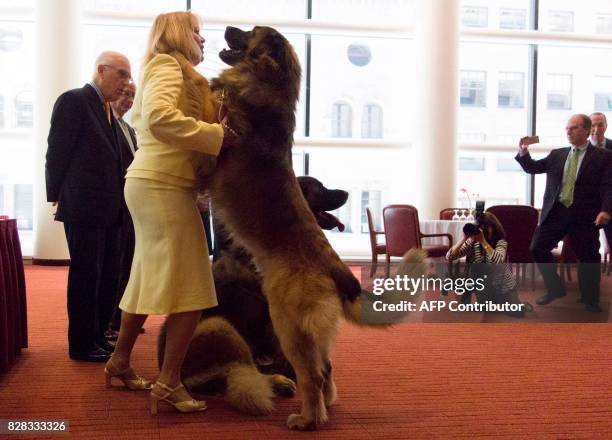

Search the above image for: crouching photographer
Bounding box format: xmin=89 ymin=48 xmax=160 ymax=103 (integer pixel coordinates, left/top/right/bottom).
xmin=445 ymin=204 xmax=531 ymax=318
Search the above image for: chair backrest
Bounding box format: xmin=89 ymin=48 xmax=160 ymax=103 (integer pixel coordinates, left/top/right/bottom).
xmin=486 ymin=205 xmax=538 ymax=263
xmin=383 ymin=204 xmax=421 ymax=257
xmin=366 ymin=207 xmax=384 ymax=253
xmin=439 ymin=208 xmax=463 ymax=220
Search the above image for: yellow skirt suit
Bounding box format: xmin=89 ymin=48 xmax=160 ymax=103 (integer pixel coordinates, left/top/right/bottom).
xmin=119 ymin=54 xmax=223 ymax=315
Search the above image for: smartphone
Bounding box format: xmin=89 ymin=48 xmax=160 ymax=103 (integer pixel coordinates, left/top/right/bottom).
xmin=522 ymin=135 xmax=540 ymax=146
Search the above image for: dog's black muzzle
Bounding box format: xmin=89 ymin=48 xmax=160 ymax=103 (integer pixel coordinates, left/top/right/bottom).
xmin=219 ymin=26 xmax=249 ymax=65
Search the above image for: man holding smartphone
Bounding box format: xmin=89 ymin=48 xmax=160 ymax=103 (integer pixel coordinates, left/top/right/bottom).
xmin=515 ymin=114 xmax=612 ymax=312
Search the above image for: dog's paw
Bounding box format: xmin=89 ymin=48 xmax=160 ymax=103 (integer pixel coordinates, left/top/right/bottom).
xmin=323 ymin=380 xmax=337 ymax=407
xmin=287 ymin=413 xmax=317 ymax=431
xmin=271 ymin=374 xmax=296 ymax=398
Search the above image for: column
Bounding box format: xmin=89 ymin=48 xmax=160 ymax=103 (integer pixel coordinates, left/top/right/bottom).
xmin=33 ymin=0 xmax=81 ymax=262
xmin=412 ymin=0 xmax=460 ymax=220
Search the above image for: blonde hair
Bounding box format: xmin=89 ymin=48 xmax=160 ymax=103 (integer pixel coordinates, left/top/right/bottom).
xmin=143 ymin=11 xmax=201 ymax=66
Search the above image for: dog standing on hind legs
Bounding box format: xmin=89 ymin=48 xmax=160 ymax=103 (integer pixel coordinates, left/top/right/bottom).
xmin=209 ymin=25 xmax=426 ymax=430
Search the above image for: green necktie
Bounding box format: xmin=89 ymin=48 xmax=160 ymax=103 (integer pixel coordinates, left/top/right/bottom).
xmin=559 ymin=148 xmax=579 ymax=208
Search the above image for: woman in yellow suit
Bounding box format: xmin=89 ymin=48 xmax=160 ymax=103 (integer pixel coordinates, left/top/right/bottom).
xmin=104 ymin=11 xmax=235 ymax=414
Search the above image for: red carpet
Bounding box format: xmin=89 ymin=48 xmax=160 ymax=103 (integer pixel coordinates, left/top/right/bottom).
xmin=1 ymin=266 xmax=611 ymax=439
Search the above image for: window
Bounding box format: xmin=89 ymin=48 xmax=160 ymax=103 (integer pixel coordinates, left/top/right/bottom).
xmin=461 ymin=6 xmax=488 ymax=28
xmin=347 ymin=43 xmax=371 ymax=67
xmin=459 ymin=157 xmax=485 ymax=171
xmin=331 ymin=102 xmax=352 ymax=137
xmin=596 ymin=14 xmax=612 ymax=34
xmin=361 ymin=190 xmax=382 ymax=233
xmin=496 ymin=158 xmax=521 ymax=171
xmin=458 ymin=132 xmax=486 ymax=143
xmin=546 ymin=74 xmax=572 ymax=110
xmin=498 ymin=72 xmax=524 ymax=108
xmin=361 ymin=103 xmax=382 ymax=138
xmin=548 ymin=11 xmax=573 ymax=32
xmin=0 ymin=26 xmax=24 ymax=52
xmin=14 ymin=184 xmax=32 ymax=230
xmin=14 ymin=90 xmax=33 ymax=127
xmin=594 ymin=76 xmax=612 ymax=111
xmin=460 ymin=70 xmax=486 ymax=107
xmin=500 ymin=8 xmax=526 ymax=30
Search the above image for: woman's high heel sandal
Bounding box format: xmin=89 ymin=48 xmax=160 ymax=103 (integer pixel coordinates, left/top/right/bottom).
xmin=150 ymin=382 xmax=207 ymax=415
xmin=104 ymin=362 xmax=152 ymax=390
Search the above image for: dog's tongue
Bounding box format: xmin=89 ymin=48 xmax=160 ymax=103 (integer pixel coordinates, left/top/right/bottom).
xmin=316 ymin=211 xmax=345 ymax=231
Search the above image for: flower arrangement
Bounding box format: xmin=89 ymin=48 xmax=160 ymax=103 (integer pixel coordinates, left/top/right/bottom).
xmin=459 ymin=188 xmax=472 ymax=210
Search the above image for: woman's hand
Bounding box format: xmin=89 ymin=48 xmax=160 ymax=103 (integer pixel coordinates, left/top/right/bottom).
xmin=473 ymin=230 xmax=485 ymax=243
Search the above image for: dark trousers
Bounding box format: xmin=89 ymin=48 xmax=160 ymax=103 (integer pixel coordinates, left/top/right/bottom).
xmin=109 ymin=208 xmax=135 ymax=330
xmin=63 ymin=223 xmax=120 ymax=354
xmin=529 ymin=203 xmax=601 ymax=305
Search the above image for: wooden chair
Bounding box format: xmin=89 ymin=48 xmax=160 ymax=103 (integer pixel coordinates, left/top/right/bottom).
xmin=366 ymin=207 xmax=386 ymax=278
xmin=486 ymin=205 xmax=538 ymax=288
xmin=439 ymin=208 xmax=464 ymax=220
xmin=382 ymin=204 xmax=452 ymax=277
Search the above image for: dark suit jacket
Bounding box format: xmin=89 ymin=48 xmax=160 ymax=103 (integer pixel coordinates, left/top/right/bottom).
xmin=116 ymin=119 xmax=137 ymax=174
xmin=45 ymin=84 xmax=124 ymax=227
xmin=515 ymin=145 xmax=612 ymax=225
xmin=588 ymin=138 xmax=612 ymax=150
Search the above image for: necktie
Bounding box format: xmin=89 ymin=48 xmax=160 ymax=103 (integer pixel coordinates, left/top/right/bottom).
xmin=104 ymin=102 xmax=112 ymax=124
xmin=559 ymin=148 xmax=579 ymax=208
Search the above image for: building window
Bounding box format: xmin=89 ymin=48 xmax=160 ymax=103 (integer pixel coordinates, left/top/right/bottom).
xmin=548 ymin=10 xmax=574 ymax=32
xmin=546 ymin=74 xmax=572 ymax=110
xmin=14 ymin=184 xmax=33 ymax=230
xmin=331 ymin=101 xmax=352 ymax=137
xmin=496 ymin=158 xmax=521 ymax=171
xmin=15 ymin=90 xmax=33 ymax=128
xmin=596 ymin=14 xmax=612 ymax=34
xmin=500 ymin=8 xmax=526 ymax=30
xmin=361 ymin=103 xmax=383 ymax=138
xmin=498 ymin=72 xmax=524 ymax=108
xmin=347 ymin=43 xmax=371 ymax=67
xmin=0 ymin=26 xmax=24 ymax=52
xmin=461 ymin=6 xmax=488 ymax=28
xmin=594 ymin=76 xmax=612 ymax=111
xmin=361 ymin=190 xmax=382 ymax=233
xmin=460 ymin=70 xmax=486 ymax=107
xmin=459 ymin=157 xmax=485 ymax=171
xmin=458 ymin=132 xmax=486 ymax=143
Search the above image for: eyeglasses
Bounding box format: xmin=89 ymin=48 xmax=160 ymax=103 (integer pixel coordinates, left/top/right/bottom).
xmin=102 ymin=64 xmax=132 ymax=80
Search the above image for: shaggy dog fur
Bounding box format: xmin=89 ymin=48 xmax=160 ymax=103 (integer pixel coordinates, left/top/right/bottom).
xmin=199 ymin=26 xmax=426 ymax=430
xmin=157 ymin=177 xmax=350 ymax=414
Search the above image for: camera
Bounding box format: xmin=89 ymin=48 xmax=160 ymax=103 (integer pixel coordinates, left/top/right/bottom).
xmin=462 ymin=201 xmax=486 ymax=237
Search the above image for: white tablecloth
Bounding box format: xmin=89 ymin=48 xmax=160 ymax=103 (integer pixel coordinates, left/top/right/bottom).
xmin=419 ymin=220 xmax=467 ymax=246
xmin=419 ymin=220 xmax=610 ymax=255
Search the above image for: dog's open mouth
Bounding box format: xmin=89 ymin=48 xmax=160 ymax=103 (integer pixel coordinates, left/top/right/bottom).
xmin=219 ymin=26 xmax=249 ymax=65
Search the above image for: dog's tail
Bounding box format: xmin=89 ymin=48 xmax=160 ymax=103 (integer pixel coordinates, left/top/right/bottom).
xmin=342 ymin=248 xmax=429 ymax=325
xmin=222 ymin=363 xmax=277 ymax=415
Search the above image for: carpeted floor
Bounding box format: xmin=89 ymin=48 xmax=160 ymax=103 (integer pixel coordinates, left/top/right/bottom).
xmin=1 ymin=265 xmax=611 ymax=439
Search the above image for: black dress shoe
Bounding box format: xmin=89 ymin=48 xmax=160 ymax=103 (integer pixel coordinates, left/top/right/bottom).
xmin=97 ymin=340 xmax=116 ymax=353
xmin=104 ymin=329 xmax=119 ymax=341
xmin=69 ymin=347 xmax=111 ymax=362
xmin=535 ymin=292 xmax=566 ymax=306
xmin=585 ymin=303 xmax=602 ymax=312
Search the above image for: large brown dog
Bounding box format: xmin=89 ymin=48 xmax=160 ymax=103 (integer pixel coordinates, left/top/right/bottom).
xmin=207 ymin=26 xmax=424 ymax=430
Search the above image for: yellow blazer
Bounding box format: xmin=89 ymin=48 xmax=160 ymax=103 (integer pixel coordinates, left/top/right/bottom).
xmin=127 ymin=53 xmax=223 ymax=187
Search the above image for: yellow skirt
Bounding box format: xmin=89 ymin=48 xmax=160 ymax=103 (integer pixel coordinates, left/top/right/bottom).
xmin=119 ymin=177 xmax=217 ymax=315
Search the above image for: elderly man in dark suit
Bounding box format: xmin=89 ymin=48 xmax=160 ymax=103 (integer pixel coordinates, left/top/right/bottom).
xmin=589 ymin=112 xmax=612 ymax=150
xmin=589 ymin=112 xmax=612 ymax=254
xmin=45 ymin=51 xmax=132 ymax=361
xmin=516 ymin=114 xmax=612 ymax=312
xmin=106 ymin=82 xmax=138 ymax=339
